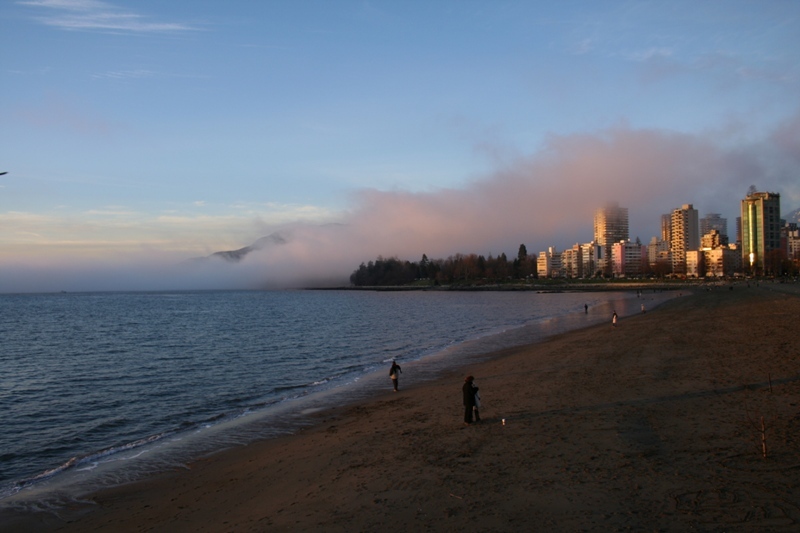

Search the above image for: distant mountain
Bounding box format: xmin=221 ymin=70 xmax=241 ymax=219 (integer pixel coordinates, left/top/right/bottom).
xmin=187 ymin=223 xmax=347 ymax=266
xmin=786 ymin=207 xmax=800 ymax=224
xmin=189 ymin=232 xmax=288 ymax=263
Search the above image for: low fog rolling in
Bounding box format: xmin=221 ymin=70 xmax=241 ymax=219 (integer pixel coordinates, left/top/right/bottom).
xmin=1 ymin=2 xmax=799 ymax=292
xmin=3 ymin=119 xmax=799 ymax=293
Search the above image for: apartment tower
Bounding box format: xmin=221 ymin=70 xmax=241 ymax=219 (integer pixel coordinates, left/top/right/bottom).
xmin=660 ymin=214 xmax=671 ymax=243
xmin=670 ymin=204 xmax=699 ymax=275
xmin=594 ymin=202 xmax=629 ymax=276
xmin=741 ymin=191 xmax=781 ymax=274
xmin=700 ymin=213 xmax=728 ymax=242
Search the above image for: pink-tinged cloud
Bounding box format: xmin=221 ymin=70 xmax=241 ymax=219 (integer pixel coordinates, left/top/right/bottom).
xmin=209 ymin=117 xmax=797 ymax=290
xmin=340 ymin=125 xmax=727 ymax=257
xmin=2 ymin=118 xmax=798 ymax=293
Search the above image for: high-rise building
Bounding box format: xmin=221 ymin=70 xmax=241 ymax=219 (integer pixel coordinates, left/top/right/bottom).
xmin=703 ymin=246 xmax=741 ymax=277
xmin=561 ymin=245 xmax=582 ymax=278
xmin=660 ymin=214 xmax=671 ymax=243
xmin=700 ymin=213 xmax=728 ymax=242
xmin=611 ymin=240 xmax=645 ymax=277
xmin=736 ymin=216 xmax=742 ymax=244
xmin=580 ymin=242 xmax=600 ymax=278
xmin=701 ymin=229 xmax=724 ymax=250
xmin=670 ymin=204 xmax=699 ymax=275
xmin=647 ymin=237 xmax=671 ymax=274
xmin=594 ymin=203 xmax=629 ymax=275
xmin=537 ymin=247 xmax=561 ymax=278
xmin=741 ymin=191 xmax=781 ymax=274
xmin=783 ymin=223 xmax=800 ymax=263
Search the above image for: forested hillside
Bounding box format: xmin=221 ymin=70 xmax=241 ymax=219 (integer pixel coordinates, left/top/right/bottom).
xmin=350 ymin=246 xmax=536 ymax=286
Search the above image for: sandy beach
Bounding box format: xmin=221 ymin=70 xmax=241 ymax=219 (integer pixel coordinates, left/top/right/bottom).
xmin=4 ymin=283 xmax=800 ymax=532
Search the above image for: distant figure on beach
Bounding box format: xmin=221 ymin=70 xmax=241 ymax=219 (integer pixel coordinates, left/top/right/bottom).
xmin=641 ymin=303 xmax=646 ymax=314
xmin=463 ymin=376 xmax=479 ymax=424
xmin=472 ymin=379 xmax=481 ymax=422
xmin=584 ymin=303 xmax=588 ymax=314
xmin=389 ymin=360 xmax=402 ymax=392
xmin=612 ymin=311 xmax=618 ymax=327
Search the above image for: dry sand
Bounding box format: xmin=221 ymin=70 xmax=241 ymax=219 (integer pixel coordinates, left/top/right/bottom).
xmin=4 ymin=283 xmax=800 ymax=532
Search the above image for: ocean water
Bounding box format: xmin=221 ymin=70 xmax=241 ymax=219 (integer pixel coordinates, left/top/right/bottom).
xmin=0 ymin=289 xmax=671 ymax=512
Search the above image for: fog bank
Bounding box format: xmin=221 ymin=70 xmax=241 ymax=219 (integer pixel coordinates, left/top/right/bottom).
xmin=2 ymin=120 xmax=798 ymax=293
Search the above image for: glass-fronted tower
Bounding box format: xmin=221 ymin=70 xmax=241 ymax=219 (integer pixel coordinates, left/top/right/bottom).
xmin=700 ymin=213 xmax=728 ymax=242
xmin=741 ymin=191 xmax=781 ymax=274
xmin=594 ymin=202 xmax=629 ymax=276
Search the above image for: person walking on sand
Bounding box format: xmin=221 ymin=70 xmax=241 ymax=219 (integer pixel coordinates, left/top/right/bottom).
xmin=612 ymin=311 xmax=618 ymax=327
xmin=389 ymin=360 xmax=402 ymax=392
xmin=463 ymin=376 xmax=479 ymax=424
xmin=584 ymin=303 xmax=588 ymax=314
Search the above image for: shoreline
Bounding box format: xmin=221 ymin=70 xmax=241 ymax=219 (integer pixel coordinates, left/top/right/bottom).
xmin=308 ymin=280 xmax=709 ymax=292
xmin=4 ymin=284 xmax=800 ymax=531
xmin=0 ymin=289 xmax=657 ymax=509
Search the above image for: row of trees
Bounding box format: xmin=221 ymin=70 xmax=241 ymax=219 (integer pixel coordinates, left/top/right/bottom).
xmin=758 ymin=249 xmax=800 ymax=277
xmin=349 ymin=246 xmax=800 ymax=286
xmin=349 ymin=245 xmax=538 ymax=286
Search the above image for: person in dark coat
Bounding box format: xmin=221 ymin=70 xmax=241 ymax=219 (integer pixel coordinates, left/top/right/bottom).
xmin=389 ymin=360 xmax=402 ymax=392
xmin=463 ymin=375 xmax=478 ymax=424
xmin=472 ymin=379 xmax=481 ymax=422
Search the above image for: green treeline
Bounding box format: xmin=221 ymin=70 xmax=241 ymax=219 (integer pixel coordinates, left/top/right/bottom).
xmin=349 ymin=245 xmax=537 ymax=286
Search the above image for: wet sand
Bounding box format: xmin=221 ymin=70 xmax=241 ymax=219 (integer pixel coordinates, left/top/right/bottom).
xmin=4 ymin=283 xmax=800 ymax=532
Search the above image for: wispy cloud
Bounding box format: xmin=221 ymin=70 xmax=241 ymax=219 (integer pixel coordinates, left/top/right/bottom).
xmin=634 ymin=48 xmax=800 ymax=89
xmin=0 ymin=200 xmax=340 ymax=262
xmin=19 ymin=0 xmax=198 ymax=34
xmin=91 ymin=69 xmax=156 ymax=80
xmin=84 ymin=207 xmax=136 ymax=216
xmin=570 ymin=38 xmax=594 ymax=55
xmin=627 ymin=47 xmax=673 ymax=62
xmin=736 ymin=65 xmax=796 ymax=83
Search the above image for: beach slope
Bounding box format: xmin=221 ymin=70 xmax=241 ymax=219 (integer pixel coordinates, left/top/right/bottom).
xmin=5 ymin=284 xmax=800 ymax=532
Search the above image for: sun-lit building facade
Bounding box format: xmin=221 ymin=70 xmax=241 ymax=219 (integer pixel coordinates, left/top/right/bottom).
xmin=686 ymin=250 xmax=703 ymax=277
xmin=741 ymin=191 xmax=781 ymax=274
xmin=580 ymin=242 xmax=600 ymax=278
xmin=702 ymin=245 xmax=741 ymax=277
xmin=670 ymin=204 xmax=699 ymax=275
xmin=537 ymin=247 xmax=561 ymax=278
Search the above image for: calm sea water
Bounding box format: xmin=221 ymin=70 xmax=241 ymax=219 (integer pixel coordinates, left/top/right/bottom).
xmin=0 ymin=289 xmax=670 ymax=512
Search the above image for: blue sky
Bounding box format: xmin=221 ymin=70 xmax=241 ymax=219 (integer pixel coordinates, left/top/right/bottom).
xmin=1 ymin=1 xmax=799 ymax=291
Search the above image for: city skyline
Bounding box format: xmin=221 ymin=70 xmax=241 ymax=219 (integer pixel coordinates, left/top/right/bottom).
xmin=537 ymin=189 xmax=799 ymax=279
xmin=2 ymin=1 xmax=799 ymax=292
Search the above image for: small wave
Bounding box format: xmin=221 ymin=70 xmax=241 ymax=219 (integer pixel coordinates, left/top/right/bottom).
xmin=273 ymin=383 xmax=310 ymax=394
xmin=16 ymin=431 xmax=172 ymax=489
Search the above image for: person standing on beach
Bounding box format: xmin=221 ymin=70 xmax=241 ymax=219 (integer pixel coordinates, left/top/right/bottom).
xmin=612 ymin=311 xmax=618 ymax=327
xmin=584 ymin=303 xmax=588 ymax=314
xmin=472 ymin=379 xmax=481 ymax=422
xmin=389 ymin=360 xmax=402 ymax=392
xmin=463 ymin=376 xmax=478 ymax=424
